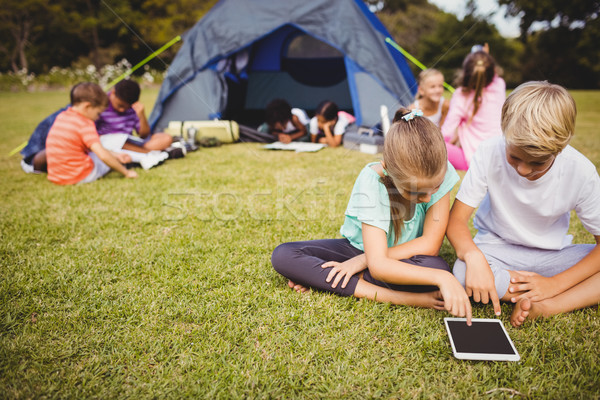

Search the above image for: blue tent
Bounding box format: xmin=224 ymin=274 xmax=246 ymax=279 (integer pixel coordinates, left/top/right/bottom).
xmin=149 ymin=0 xmax=417 ymax=132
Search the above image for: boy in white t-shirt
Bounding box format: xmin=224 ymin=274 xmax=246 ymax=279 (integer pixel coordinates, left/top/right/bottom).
xmin=446 ymin=81 xmax=600 ymax=327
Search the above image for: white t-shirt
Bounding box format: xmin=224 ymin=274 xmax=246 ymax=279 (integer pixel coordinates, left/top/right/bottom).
xmin=457 ymin=136 xmax=600 ymax=250
xmin=309 ymin=111 xmax=354 ymax=136
xmin=282 ymin=108 xmax=310 ymax=133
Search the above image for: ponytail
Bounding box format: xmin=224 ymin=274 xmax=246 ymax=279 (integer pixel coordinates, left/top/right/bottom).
xmin=459 ymin=51 xmax=496 ymax=121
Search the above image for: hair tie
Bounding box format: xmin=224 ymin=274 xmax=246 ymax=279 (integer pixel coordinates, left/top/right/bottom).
xmin=401 ymin=109 xmax=423 ymax=121
xmin=476 ymin=60 xmax=484 ymax=66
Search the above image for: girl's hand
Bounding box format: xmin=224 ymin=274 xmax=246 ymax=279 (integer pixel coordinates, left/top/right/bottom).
xmin=125 ymin=170 xmax=138 ymax=179
xmin=450 ymin=134 xmax=460 ymax=147
xmin=464 ymin=250 xmax=501 ymax=316
xmin=509 ymin=271 xmax=558 ymax=303
xmin=438 ymin=272 xmax=472 ymax=324
xmin=321 ymin=257 xmax=366 ymax=289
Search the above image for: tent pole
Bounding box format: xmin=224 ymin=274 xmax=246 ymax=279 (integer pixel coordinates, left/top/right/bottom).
xmin=385 ymin=37 xmax=455 ymax=93
xmin=9 ymin=35 xmax=182 ymax=157
xmin=103 ymin=35 xmax=182 ymax=90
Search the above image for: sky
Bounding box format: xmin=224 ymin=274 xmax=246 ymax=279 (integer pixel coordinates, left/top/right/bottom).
xmin=428 ymin=0 xmax=521 ymax=38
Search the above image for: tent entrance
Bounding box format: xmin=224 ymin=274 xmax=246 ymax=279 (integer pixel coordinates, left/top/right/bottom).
xmin=230 ymin=26 xmax=353 ymax=127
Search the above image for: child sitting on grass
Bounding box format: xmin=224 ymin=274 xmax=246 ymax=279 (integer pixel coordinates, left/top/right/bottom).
xmin=272 ymin=108 xmax=471 ymax=322
xmin=409 ymin=69 xmax=449 ymax=128
xmin=446 ymin=81 xmax=600 ymax=327
xmin=96 ymin=79 xmax=177 ymax=166
xmin=46 ymin=82 xmax=138 ymax=185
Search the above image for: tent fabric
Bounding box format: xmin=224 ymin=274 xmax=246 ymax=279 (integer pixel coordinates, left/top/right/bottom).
xmin=149 ymin=0 xmax=417 ymax=132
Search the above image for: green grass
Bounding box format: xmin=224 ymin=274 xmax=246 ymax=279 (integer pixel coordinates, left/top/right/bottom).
xmin=1 ymin=88 xmax=599 ymax=399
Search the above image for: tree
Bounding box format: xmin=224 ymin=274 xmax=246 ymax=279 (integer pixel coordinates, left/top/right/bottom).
xmin=0 ymin=0 xmax=53 ymax=72
xmin=498 ymin=0 xmax=600 ymax=88
xmin=498 ymin=0 xmax=600 ymax=41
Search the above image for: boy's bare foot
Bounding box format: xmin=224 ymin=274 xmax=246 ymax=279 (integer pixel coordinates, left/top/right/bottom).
xmin=288 ymin=280 xmax=309 ymax=293
xmin=510 ymin=298 xmax=531 ymax=327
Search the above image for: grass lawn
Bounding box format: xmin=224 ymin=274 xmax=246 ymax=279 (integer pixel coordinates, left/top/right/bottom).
xmin=1 ymin=88 xmax=599 ymax=399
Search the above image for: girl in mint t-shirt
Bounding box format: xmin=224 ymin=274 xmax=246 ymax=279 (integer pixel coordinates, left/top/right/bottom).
xmin=272 ymin=108 xmax=472 ymax=322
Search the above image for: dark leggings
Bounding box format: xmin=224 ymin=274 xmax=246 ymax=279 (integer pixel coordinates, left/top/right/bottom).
xmin=271 ymin=238 xmax=450 ymax=297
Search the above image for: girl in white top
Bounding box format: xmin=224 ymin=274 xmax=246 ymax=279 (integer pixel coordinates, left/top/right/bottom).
xmin=309 ymin=101 xmax=355 ymax=147
xmin=410 ymin=69 xmax=449 ymax=127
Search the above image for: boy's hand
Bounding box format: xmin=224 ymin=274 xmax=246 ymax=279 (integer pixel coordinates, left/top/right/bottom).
xmin=131 ymin=102 xmax=145 ymax=116
xmin=464 ymin=249 xmax=501 ymax=315
xmin=509 ymin=271 xmax=558 ymax=302
xmin=125 ymin=170 xmax=138 ymax=179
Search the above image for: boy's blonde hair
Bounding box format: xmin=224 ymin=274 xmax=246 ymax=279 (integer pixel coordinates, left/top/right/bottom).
xmin=502 ymin=81 xmax=576 ymax=157
xmin=382 ymin=108 xmax=447 ymax=244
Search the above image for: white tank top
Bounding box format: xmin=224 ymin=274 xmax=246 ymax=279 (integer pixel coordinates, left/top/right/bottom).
xmin=414 ymin=97 xmax=444 ymax=127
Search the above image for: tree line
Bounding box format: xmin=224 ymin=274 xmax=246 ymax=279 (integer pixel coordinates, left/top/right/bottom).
xmin=1 ymin=0 xmax=599 ymax=89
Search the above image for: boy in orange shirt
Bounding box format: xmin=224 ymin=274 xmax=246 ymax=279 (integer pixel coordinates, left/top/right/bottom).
xmin=46 ymin=82 xmax=138 ymax=185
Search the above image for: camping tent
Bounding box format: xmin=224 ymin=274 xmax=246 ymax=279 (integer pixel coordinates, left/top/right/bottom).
xmin=148 ymin=0 xmax=417 ymax=133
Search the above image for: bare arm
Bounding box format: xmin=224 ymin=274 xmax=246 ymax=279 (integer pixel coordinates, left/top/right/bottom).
xmin=89 ymin=142 xmax=137 ymax=178
xmin=287 ymin=115 xmax=307 ymax=141
xmin=132 ymin=102 xmax=150 ymax=138
xmin=447 ymin=199 xmax=500 ymax=315
xmin=363 ymin=223 xmax=471 ymax=322
xmin=319 ymin=121 xmax=342 ymax=147
xmin=323 ymin=191 xmax=452 ymax=287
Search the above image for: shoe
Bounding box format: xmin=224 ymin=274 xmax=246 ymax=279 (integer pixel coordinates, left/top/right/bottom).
xmin=21 ymin=159 xmax=35 ymax=174
xmin=140 ymin=151 xmax=168 ymax=170
xmin=166 ymin=143 xmax=187 ymax=159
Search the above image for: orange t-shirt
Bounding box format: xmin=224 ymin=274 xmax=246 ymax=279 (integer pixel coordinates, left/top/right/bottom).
xmin=46 ymin=107 xmax=101 ymax=185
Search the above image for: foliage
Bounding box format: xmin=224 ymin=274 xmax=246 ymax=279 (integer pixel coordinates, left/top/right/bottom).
xmin=0 ymin=88 xmax=599 ymax=398
xmin=0 ymin=0 xmax=218 ymax=74
xmin=498 ymin=0 xmax=600 ymax=38
xmin=0 ymin=61 xmax=164 ymax=92
xmin=496 ymin=0 xmax=600 ymax=88
xmin=379 ymin=3 xmax=525 ymax=88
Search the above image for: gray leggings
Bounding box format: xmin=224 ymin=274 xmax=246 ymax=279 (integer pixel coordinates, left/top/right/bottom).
xmin=271 ymin=238 xmax=450 ymax=297
xmin=452 ymin=242 xmax=595 ymax=298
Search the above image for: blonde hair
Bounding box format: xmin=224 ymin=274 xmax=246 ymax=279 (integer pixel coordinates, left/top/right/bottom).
xmin=416 ymin=68 xmax=443 ymax=100
xmin=383 ymin=108 xmax=447 ymax=244
xmin=502 ymin=81 xmax=576 ymax=157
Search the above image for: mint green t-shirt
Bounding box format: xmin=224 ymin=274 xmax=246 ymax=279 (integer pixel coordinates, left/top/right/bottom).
xmin=340 ymin=161 xmax=459 ymax=251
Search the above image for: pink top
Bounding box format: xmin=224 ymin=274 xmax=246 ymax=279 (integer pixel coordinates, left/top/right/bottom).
xmin=441 ymin=75 xmax=506 ymax=166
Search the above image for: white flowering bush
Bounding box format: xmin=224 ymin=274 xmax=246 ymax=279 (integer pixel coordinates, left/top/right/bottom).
xmin=0 ymin=60 xmax=165 ymax=91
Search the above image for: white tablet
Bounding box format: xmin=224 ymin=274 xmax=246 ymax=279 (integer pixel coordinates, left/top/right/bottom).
xmin=444 ymin=318 xmax=520 ymax=361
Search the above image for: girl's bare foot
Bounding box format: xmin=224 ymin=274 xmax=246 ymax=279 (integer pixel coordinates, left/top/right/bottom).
xmin=288 ymin=280 xmax=309 ymax=293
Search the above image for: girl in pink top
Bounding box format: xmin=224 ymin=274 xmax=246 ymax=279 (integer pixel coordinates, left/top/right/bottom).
xmin=441 ymin=48 xmax=506 ymax=170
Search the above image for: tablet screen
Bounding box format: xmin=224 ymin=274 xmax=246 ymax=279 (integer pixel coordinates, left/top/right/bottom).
xmin=444 ymin=318 xmax=520 ymax=361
